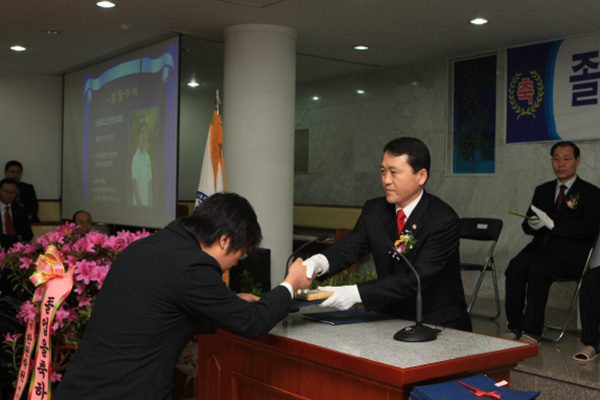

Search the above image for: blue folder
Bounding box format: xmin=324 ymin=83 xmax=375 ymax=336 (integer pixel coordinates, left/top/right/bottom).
xmin=410 ymin=374 xmax=540 ymax=400
xmin=302 ymin=309 xmax=396 ymax=325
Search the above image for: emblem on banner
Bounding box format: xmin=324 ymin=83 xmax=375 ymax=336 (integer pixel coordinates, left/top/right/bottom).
xmin=508 ymin=71 xmax=544 ymax=119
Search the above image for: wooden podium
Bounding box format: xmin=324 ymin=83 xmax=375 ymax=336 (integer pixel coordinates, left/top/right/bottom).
xmin=197 ymin=308 xmax=537 ymax=399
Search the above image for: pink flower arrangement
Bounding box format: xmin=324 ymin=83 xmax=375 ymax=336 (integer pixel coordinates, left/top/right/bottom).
xmin=0 ymin=222 xmax=150 ymax=385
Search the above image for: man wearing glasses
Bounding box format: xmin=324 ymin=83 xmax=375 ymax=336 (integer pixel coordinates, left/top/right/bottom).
xmin=503 ymin=141 xmax=600 ymax=344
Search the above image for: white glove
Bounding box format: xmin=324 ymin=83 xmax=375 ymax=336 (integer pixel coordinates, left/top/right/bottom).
xmin=302 ymin=254 xmax=329 ymax=278
xmin=531 ymin=205 xmax=555 ymax=230
xmin=318 ymin=285 xmax=361 ymax=310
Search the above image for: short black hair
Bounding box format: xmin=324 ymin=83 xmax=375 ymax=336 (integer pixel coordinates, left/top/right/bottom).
xmin=550 ymin=141 xmax=580 ymax=158
xmin=72 ymin=210 xmax=92 ymax=222
xmin=0 ymin=177 xmax=18 ymax=188
xmin=4 ymin=160 xmax=23 ymax=172
xmin=177 ymin=192 xmax=262 ymax=255
xmin=383 ymin=137 xmax=431 ymax=179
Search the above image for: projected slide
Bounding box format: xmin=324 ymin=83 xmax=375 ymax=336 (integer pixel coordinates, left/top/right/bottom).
xmin=63 ymin=37 xmax=178 ymax=229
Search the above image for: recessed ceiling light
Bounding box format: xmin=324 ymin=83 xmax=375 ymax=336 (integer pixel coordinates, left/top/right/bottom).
xmin=353 ymin=45 xmax=369 ymax=51
xmin=356 ymin=89 xmax=365 ymax=94
xmin=10 ymin=45 xmax=26 ymax=52
xmin=96 ymin=1 xmax=116 ymax=8
xmin=45 ymin=29 xmax=61 ymax=35
xmin=470 ymin=18 xmax=488 ymax=25
xmin=187 ymin=82 xmax=200 ymax=88
xmin=312 ymin=96 xmax=320 ymax=101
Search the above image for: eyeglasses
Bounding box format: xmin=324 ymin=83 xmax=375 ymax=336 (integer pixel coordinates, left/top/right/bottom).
xmin=1 ymin=189 xmax=17 ymax=195
xmin=239 ymin=252 xmax=248 ymax=261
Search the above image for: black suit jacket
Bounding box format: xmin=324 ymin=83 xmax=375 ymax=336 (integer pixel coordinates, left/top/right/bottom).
xmin=322 ymin=192 xmax=470 ymax=329
xmin=522 ymin=176 xmax=600 ymax=270
xmin=55 ymin=222 xmax=292 ymax=400
xmin=16 ymin=181 xmax=39 ymax=222
xmin=0 ymin=202 xmax=33 ymax=248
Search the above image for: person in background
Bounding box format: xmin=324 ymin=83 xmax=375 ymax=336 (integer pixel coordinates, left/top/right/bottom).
xmin=72 ymin=210 xmax=92 ymax=235
xmin=302 ymin=137 xmax=472 ymax=331
xmin=4 ymin=160 xmax=39 ymax=222
xmin=131 ymin=119 xmax=152 ymax=206
xmin=0 ymin=177 xmax=33 ymax=248
xmin=54 ymin=192 xmax=312 ymax=400
xmin=503 ymin=141 xmax=600 ymax=344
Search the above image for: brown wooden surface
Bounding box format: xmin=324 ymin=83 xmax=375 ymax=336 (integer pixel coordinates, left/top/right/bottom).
xmin=196 ymin=329 xmax=537 ymax=400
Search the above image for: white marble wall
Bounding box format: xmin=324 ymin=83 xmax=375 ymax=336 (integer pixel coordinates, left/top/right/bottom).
xmin=295 ymin=55 xmax=600 ymax=307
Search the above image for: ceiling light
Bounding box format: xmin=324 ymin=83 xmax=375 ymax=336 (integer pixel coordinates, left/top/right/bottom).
xmin=470 ymin=18 xmax=488 ymax=25
xmin=312 ymin=96 xmax=320 ymax=101
xmin=96 ymin=1 xmax=116 ymax=8
xmin=356 ymin=89 xmax=365 ymax=94
xmin=45 ymin=29 xmax=61 ymax=35
xmin=10 ymin=45 xmax=26 ymax=52
xmin=353 ymin=45 xmax=369 ymax=51
xmin=187 ymin=82 xmax=200 ymax=88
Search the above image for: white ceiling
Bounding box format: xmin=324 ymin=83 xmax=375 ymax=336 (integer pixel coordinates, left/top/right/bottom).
xmin=3 ymin=0 xmax=600 ymax=83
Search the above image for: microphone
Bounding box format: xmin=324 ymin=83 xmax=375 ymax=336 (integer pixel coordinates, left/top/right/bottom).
xmin=389 ymin=245 xmax=438 ymax=342
xmin=285 ymin=233 xmax=329 ymax=275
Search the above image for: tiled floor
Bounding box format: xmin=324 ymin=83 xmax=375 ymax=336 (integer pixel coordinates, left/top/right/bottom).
xmin=469 ymin=299 xmax=600 ymax=398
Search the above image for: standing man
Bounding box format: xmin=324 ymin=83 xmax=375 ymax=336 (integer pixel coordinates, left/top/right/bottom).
xmin=0 ymin=177 xmax=33 ymax=248
xmin=54 ymin=193 xmax=312 ymax=399
xmin=504 ymin=141 xmax=600 ymax=344
xmin=4 ymin=160 xmax=39 ymax=222
xmin=303 ymin=137 xmax=471 ymax=331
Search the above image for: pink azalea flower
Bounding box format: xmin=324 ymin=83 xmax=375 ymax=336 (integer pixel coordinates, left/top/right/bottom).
xmin=75 ymin=260 xmax=98 ymax=285
xmin=77 ymin=294 xmax=93 ymax=307
xmin=0 ymin=249 xmax=6 ymax=265
xmin=19 ymin=257 xmax=34 ymax=269
xmin=51 ymin=371 xmax=62 ymax=383
xmin=4 ymin=332 xmax=22 ymax=343
xmin=73 ymin=282 xmax=87 ymax=295
xmin=16 ymin=301 xmax=38 ymax=323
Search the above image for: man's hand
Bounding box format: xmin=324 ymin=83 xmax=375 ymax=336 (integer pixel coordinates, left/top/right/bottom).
xmin=237 ymin=293 xmax=260 ymax=302
xmin=284 ymin=258 xmax=313 ymax=293
xmin=531 ymin=205 xmax=555 ymax=230
xmin=302 ymin=254 xmax=329 ymax=278
xmin=318 ymin=285 xmax=361 ymax=310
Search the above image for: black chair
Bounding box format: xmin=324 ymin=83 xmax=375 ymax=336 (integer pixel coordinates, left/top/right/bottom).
xmin=545 ymin=229 xmax=600 ymax=342
xmin=459 ymin=218 xmax=503 ymax=320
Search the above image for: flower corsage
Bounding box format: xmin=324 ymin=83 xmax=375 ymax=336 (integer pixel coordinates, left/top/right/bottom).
xmin=390 ymin=231 xmax=417 ymax=260
xmin=566 ymin=192 xmax=579 ymax=210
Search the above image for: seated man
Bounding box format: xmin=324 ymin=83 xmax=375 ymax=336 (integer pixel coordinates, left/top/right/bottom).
xmin=72 ymin=210 xmax=93 ymax=235
xmin=0 ymin=178 xmax=33 ymax=248
xmin=4 ymin=160 xmax=39 ymax=222
xmin=303 ymin=137 xmax=471 ymax=331
xmin=504 ymin=141 xmax=600 ymax=344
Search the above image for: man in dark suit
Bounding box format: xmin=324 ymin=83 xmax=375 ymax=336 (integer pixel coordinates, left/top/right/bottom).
xmin=504 ymin=141 xmax=600 ymax=344
xmin=0 ymin=177 xmax=33 ymax=248
xmin=4 ymin=160 xmax=39 ymax=222
xmin=303 ymin=137 xmax=471 ymax=331
xmin=54 ymin=193 xmax=312 ymax=400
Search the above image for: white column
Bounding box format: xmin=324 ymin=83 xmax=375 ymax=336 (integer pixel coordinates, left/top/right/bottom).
xmin=223 ymin=24 xmax=297 ymax=287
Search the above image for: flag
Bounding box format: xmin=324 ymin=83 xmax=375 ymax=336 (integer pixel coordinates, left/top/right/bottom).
xmin=195 ymin=108 xmax=226 ymax=208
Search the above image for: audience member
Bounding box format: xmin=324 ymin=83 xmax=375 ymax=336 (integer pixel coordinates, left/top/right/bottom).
xmin=4 ymin=160 xmax=39 ymax=222
xmin=54 ymin=192 xmax=312 ymax=399
xmin=503 ymin=141 xmax=600 ymax=344
xmin=0 ymin=177 xmax=33 ymax=248
xmin=72 ymin=210 xmax=92 ymax=235
xmin=302 ymin=137 xmax=472 ymax=331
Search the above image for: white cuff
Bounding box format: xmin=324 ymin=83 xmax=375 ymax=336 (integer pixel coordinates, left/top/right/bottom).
xmin=279 ymin=282 xmax=294 ymax=299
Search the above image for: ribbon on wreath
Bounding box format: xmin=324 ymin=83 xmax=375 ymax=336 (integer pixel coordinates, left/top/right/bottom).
xmin=13 ymin=246 xmax=75 ymax=400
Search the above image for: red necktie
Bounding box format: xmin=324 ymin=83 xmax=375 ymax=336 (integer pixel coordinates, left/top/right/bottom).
xmin=4 ymin=205 xmax=15 ymax=235
xmin=555 ymin=184 xmax=567 ymax=209
xmin=397 ymin=209 xmax=406 ymax=235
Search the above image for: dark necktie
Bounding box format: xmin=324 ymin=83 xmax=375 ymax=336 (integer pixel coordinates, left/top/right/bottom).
xmin=397 ymin=209 xmax=406 ymax=235
xmin=555 ymin=184 xmax=567 ymax=209
xmin=4 ymin=205 xmax=15 ymax=235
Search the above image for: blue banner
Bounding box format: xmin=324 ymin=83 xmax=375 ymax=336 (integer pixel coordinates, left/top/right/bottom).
xmin=507 ymin=34 xmax=600 ymax=143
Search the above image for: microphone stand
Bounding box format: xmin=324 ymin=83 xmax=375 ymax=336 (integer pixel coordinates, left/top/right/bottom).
xmin=285 ymin=233 xmax=329 ymax=276
xmin=390 ymin=246 xmax=438 ymax=342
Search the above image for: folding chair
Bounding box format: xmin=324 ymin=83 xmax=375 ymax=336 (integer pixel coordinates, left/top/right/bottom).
xmin=459 ymin=218 xmax=503 ymax=320
xmin=545 ymin=229 xmax=600 ymax=342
